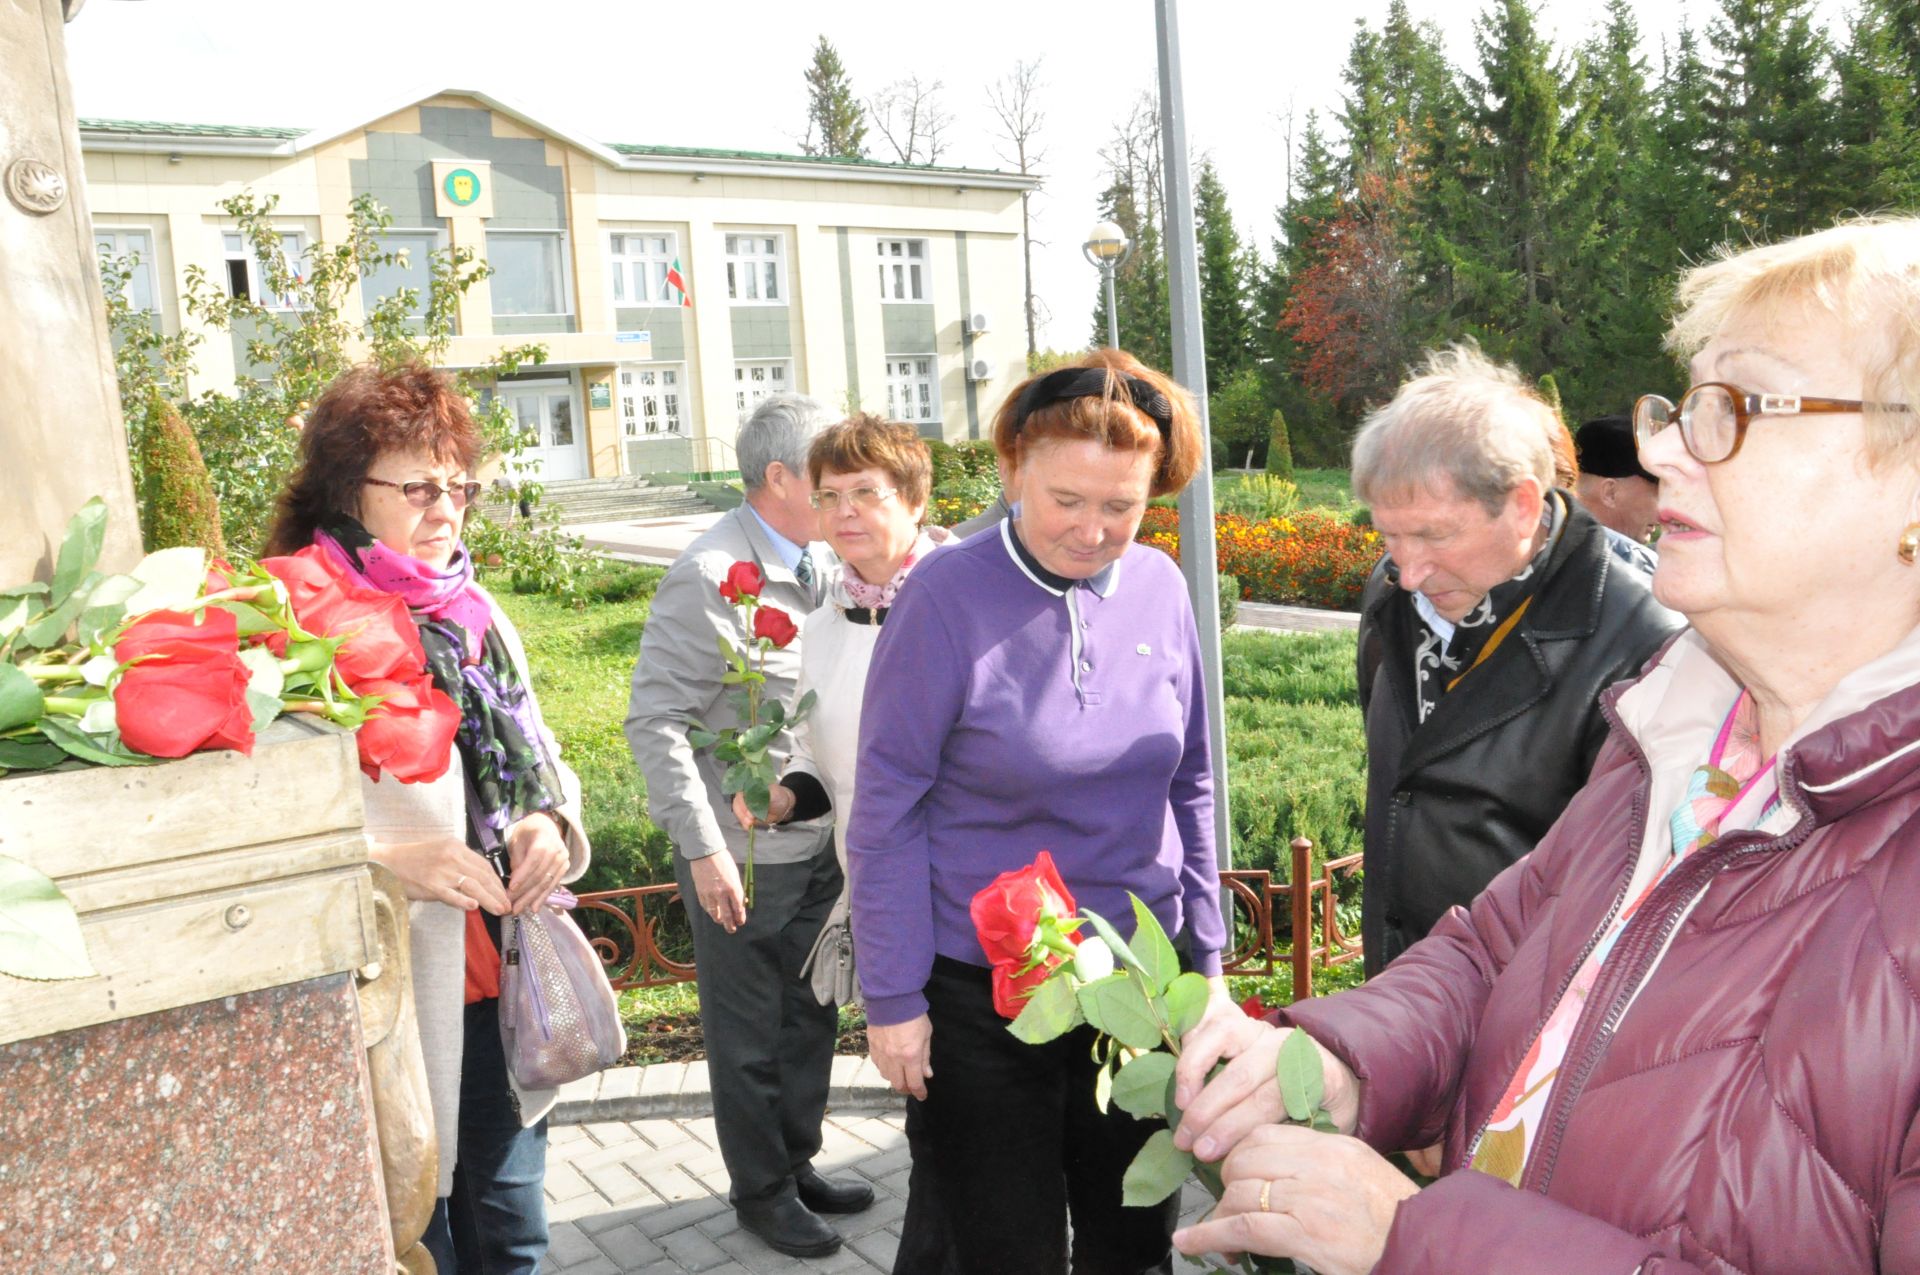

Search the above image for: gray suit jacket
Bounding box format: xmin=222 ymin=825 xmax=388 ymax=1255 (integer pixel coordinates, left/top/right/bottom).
xmin=625 ymin=505 xmax=834 ymax=864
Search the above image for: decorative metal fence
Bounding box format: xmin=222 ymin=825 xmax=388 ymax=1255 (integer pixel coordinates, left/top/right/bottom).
xmin=575 ymin=836 xmax=1364 ymax=1002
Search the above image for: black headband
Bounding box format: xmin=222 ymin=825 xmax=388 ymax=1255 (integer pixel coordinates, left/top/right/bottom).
xmin=1011 ymin=367 xmax=1175 ymax=440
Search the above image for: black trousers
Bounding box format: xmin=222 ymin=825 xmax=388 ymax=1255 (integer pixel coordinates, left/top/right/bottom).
xmin=676 ymin=847 xmax=842 ymax=1204
xmin=898 ymin=957 xmax=1178 ymax=1275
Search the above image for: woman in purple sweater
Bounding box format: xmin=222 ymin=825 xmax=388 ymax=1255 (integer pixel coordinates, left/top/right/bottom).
xmin=845 ymin=349 xmax=1237 ymax=1273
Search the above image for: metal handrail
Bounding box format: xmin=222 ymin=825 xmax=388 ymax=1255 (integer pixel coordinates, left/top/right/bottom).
xmin=575 ymin=836 xmax=1363 ymax=1001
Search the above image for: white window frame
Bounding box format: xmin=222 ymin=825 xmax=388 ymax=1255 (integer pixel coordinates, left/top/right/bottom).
xmin=486 ymin=229 xmax=574 ymax=319
xmin=883 ymin=354 xmax=941 ymax=428
xmin=617 ymin=363 xmax=687 ymax=438
xmin=607 ymin=230 xmax=680 ymax=308
xmin=876 ymin=237 xmax=930 ymax=302
xmin=360 ymin=228 xmax=445 ymax=322
xmin=724 ymin=231 xmax=787 ymax=305
xmin=733 ymin=359 xmax=793 ymax=427
xmin=221 ymin=228 xmax=307 ymax=311
xmin=94 ymin=226 xmax=160 ymax=313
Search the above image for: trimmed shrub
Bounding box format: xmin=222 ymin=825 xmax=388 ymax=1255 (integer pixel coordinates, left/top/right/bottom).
xmin=1218 ymin=572 xmax=1240 ymax=630
xmin=137 ymin=395 xmax=226 ymax=556
xmin=1265 ymin=409 xmax=1294 ymax=481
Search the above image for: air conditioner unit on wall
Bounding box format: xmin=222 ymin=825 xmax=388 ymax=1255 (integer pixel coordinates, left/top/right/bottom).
xmin=966 ymin=358 xmax=994 ymax=382
xmin=963 ymin=310 xmax=990 ymax=334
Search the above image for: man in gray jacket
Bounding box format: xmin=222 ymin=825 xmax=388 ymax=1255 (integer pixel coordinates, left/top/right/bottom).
xmin=624 ymin=394 xmax=872 ymax=1259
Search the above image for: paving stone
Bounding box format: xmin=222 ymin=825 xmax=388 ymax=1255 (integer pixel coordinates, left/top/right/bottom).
xmin=588 ymin=1222 xmax=667 ymax=1270
xmin=874 ymin=1167 xmax=909 ymax=1199
xmin=832 ymin=1194 xmax=906 ymax=1241
xmin=586 ymin=1119 xmax=645 ymax=1148
xmin=681 ymin=1114 xmax=721 ymax=1148
xmin=582 ymin=1160 xmax=655 ymax=1207
xmin=635 ymin=1193 xmax=732 ymax=1237
xmin=714 ymin=1227 xmax=811 ymax=1273
xmin=546 ymin=1160 xmax=596 ymax=1203
xmin=846 ymin=1229 xmax=898 ymax=1271
xmin=547 ymin=1220 xmax=604 ymax=1269
xmin=851 ymin=1145 xmax=910 ymax=1181
xmin=658 ymin=1225 xmax=735 ymax=1272
xmin=559 ymin=1257 xmax=623 ymax=1275
xmin=598 ymin=1066 xmax=645 ymax=1106
xmin=638 ymin=1061 xmax=688 ymax=1102
xmin=637 ymin=1163 xmax=710 ymax=1205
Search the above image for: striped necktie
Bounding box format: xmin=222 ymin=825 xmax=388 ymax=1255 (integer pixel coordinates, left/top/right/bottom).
xmin=794 ymin=550 xmax=814 ymax=590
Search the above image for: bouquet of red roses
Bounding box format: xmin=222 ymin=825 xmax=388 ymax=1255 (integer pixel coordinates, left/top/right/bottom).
xmin=1 ymin=500 xmax=463 ymax=981
xmin=972 ymin=854 xmax=1335 ymax=1275
xmin=685 ymin=561 xmax=813 ymax=908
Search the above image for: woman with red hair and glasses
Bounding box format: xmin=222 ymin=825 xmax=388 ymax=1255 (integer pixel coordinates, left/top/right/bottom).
xmin=267 ymin=362 xmax=588 ymax=1274
xmin=844 ymin=349 xmax=1241 ymax=1272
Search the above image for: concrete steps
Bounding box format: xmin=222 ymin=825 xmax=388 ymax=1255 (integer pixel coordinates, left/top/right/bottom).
xmin=487 ymin=477 xmax=717 ymax=525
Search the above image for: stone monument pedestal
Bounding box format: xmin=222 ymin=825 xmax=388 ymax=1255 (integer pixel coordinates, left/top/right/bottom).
xmin=0 ymin=718 xmax=400 ymax=1272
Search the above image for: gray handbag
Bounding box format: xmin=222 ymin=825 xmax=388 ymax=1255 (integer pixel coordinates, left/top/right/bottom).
xmin=801 ymin=892 xmax=859 ymax=1008
xmin=498 ymin=890 xmax=628 ymax=1089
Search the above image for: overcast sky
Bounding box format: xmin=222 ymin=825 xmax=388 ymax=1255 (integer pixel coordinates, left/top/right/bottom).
xmin=64 ymin=0 xmax=1850 ymax=351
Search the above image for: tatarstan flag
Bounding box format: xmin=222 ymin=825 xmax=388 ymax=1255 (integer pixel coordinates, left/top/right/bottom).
xmin=666 ymin=257 xmax=692 ymax=307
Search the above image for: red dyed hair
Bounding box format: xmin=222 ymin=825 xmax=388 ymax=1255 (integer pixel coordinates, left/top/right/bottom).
xmin=990 ymin=348 xmax=1203 ymax=498
xmin=266 ymin=362 xmax=483 ymax=554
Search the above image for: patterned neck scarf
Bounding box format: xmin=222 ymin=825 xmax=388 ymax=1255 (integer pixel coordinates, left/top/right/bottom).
xmin=1469 ymin=690 xmax=1779 ymax=1186
xmin=1403 ymin=493 xmax=1565 ymax=723
xmin=841 ymin=530 xmax=938 ymax=611
xmin=317 ymin=514 xmax=561 ymax=853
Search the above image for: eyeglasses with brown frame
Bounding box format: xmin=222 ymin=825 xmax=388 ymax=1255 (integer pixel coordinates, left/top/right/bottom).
xmin=1632 ymin=382 xmax=1913 ymax=465
xmin=363 ymin=476 xmax=484 ymax=509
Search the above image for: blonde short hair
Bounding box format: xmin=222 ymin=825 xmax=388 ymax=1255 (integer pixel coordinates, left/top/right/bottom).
xmin=1351 ymin=343 xmax=1558 ymax=515
xmin=1668 ymin=215 xmax=1920 ymax=466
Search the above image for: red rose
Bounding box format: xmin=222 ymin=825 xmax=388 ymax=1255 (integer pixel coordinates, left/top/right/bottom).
xmin=718 ymin=561 xmax=764 ymax=603
xmin=1240 ymin=993 xmax=1269 ymax=1019
xmin=970 ymin=851 xmax=1077 ymax=968
xmin=261 ymin=546 xmax=428 ymax=686
xmin=355 ymin=676 xmax=461 ymax=783
xmin=752 ymin=604 xmax=799 ymax=649
xmin=112 ymin=607 xmax=255 ymax=758
xmin=990 ymin=958 xmax=1059 ymax=1020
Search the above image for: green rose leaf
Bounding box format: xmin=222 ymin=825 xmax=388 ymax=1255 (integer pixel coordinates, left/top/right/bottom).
xmin=0 ymin=663 xmax=46 ymax=732
xmin=740 ymin=722 xmax=777 ymax=752
xmin=1094 ymin=1057 xmax=1115 ymax=1115
xmin=744 ymin=775 xmax=771 ymax=820
xmin=1129 ymin=894 xmax=1180 ymax=995
xmin=37 ymin=718 xmax=150 ymax=767
xmin=720 ymin=670 xmax=748 ymax=686
xmin=245 ymin=689 xmax=284 ymax=734
xmin=792 ymin=688 xmax=818 ymax=722
xmin=123 ymin=546 xmax=209 ymax=615
xmin=713 ymin=738 xmax=744 ymax=763
xmin=50 ymin=498 xmax=108 ymax=609
xmin=77 ymin=574 xmax=142 ymax=646
xmin=1077 ymin=973 xmax=1164 ymax=1051
xmin=0 ymin=594 xmax=37 ymax=640
xmin=720 ymin=760 xmax=753 ymax=794
xmin=1120 ymin=1129 xmax=1194 ymax=1208
xmin=1164 ymin=971 xmax=1213 ymax=1039
xmin=0 ymin=737 xmax=64 ymax=772
xmin=686 ymin=728 xmax=720 ymax=749
xmin=1080 ymin=908 xmax=1150 ymax=982
xmin=0 ymin=852 xmax=96 ymax=981
xmin=1277 ymin=1028 xmax=1325 ymax=1124
xmin=1007 ymin=971 xmax=1083 ymax=1044
xmin=212 ymin=599 xmax=278 ymax=636
xmin=22 ymin=585 xmax=92 ymax=650
xmin=1111 ymin=1050 xmax=1177 ymax=1119
xmin=714 ymin=633 xmax=747 ymax=672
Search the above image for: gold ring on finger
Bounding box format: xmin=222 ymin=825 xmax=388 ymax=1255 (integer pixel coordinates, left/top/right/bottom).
xmin=1258 ymin=1179 xmax=1273 ymax=1214
xmin=454 ymin=874 xmax=467 ymax=891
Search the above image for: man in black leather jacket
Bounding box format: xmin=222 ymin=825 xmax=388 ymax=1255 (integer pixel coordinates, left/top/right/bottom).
xmin=1351 ymin=347 xmax=1682 ymax=974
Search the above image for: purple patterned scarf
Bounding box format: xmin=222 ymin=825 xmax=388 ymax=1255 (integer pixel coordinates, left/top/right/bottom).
xmin=317 ymin=514 xmax=561 ymax=852
xmin=841 ymin=530 xmax=941 ymax=610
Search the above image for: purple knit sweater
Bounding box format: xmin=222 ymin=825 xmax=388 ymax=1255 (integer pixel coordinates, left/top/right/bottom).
xmin=845 ymin=524 xmax=1222 ymax=1027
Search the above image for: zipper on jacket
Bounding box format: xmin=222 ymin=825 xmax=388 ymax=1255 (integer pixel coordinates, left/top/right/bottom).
xmin=1461 ymin=696 xmax=1652 ymax=1169
xmin=1518 ymin=767 xmax=1817 ymax=1194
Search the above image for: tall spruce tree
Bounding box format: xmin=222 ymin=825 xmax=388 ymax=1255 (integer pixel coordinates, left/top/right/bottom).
xmin=1705 ymin=0 xmax=1841 ymax=237
xmin=1834 ymin=0 xmax=1920 ymax=210
xmin=802 ymin=37 xmax=868 ymax=159
xmin=1194 ymin=160 xmax=1254 ymax=391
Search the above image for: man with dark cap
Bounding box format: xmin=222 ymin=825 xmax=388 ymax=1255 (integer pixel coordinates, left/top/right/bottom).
xmin=1573 ymin=414 xmax=1660 ymax=575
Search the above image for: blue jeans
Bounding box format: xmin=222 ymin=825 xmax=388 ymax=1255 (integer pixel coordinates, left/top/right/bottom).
xmin=421 ymin=998 xmax=549 ymax=1275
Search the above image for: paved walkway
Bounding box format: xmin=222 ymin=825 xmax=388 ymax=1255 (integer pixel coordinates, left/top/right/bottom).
xmin=541 ymin=1060 xmax=1223 ymax=1273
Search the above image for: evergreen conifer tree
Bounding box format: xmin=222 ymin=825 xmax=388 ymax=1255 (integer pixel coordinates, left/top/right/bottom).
xmin=802 ymin=37 xmax=868 ymax=159
xmin=136 ymin=394 xmax=226 ymax=556
xmin=1194 ymin=161 xmax=1254 ymax=392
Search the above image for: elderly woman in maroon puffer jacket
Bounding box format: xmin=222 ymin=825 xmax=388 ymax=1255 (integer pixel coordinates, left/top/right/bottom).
xmin=1169 ymin=215 xmax=1920 ymax=1275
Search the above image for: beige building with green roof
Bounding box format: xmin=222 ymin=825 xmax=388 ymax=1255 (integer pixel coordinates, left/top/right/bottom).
xmin=79 ymin=89 xmax=1038 ymax=481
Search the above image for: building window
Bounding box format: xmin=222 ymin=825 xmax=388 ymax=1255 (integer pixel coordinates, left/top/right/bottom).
xmin=884 ymin=355 xmax=939 ymax=427
xmin=724 ymin=233 xmax=784 ymax=304
xmin=487 ymin=231 xmax=569 ymax=317
xmin=733 ymin=360 xmax=791 ymax=426
xmin=222 ymin=229 xmax=305 ymax=310
xmin=608 ymin=232 xmax=678 ymax=305
xmin=361 ymin=231 xmax=439 ymax=321
xmin=94 ymin=228 xmax=157 ymax=312
xmin=876 ymin=238 xmax=928 ymax=302
xmin=618 ymin=365 xmax=684 ymax=437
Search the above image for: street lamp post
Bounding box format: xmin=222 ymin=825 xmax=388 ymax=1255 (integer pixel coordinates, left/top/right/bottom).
xmin=1082 ymin=219 xmax=1134 ymax=350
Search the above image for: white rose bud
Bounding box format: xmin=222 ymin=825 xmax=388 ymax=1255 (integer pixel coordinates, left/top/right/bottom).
xmin=1073 ymin=935 xmax=1116 ymax=982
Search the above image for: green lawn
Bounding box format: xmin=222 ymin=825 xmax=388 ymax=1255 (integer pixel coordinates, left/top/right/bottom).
xmin=500 ymin=569 xmax=1365 ymax=894
xmin=1211 ymin=466 xmax=1359 ymax=515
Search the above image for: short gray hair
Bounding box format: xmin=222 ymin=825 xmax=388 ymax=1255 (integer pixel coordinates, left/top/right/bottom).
xmin=737 ymin=393 xmax=832 ymax=491
xmin=1350 ymin=344 xmax=1557 ymax=515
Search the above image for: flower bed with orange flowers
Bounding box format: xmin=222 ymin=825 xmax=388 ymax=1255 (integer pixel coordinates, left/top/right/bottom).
xmin=1136 ymin=506 xmax=1381 ymax=611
